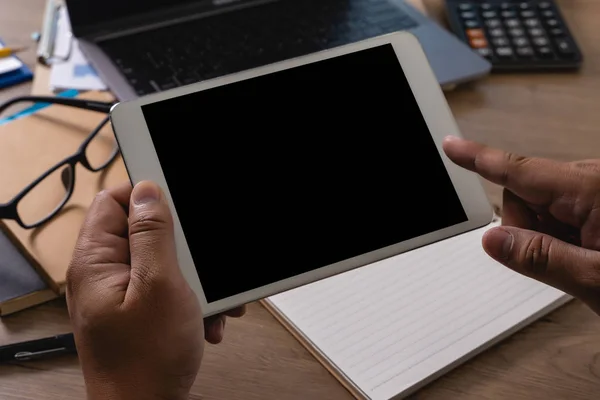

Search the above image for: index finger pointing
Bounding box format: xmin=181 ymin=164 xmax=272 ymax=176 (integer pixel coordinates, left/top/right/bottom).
xmin=442 ymin=137 xmax=580 ymax=207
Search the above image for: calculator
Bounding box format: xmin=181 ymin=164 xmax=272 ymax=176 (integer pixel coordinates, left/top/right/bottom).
xmin=445 ymin=0 xmax=583 ymax=71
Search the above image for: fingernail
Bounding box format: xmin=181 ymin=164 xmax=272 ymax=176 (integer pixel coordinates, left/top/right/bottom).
xmin=444 ymin=135 xmax=459 ymax=142
xmin=217 ymin=317 xmax=225 ymax=338
xmin=485 ymin=228 xmax=514 ymax=260
xmin=132 ymin=181 xmax=160 ymax=205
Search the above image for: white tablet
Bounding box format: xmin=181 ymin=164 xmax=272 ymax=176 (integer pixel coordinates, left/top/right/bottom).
xmin=110 ymin=32 xmax=493 ymax=317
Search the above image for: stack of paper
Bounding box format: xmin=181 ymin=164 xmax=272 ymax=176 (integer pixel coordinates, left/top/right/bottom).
xmin=49 ymin=6 xmax=106 ymax=92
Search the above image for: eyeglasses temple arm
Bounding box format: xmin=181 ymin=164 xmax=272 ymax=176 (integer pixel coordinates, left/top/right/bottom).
xmin=0 ymin=203 xmax=12 ymax=214
xmin=0 ymin=96 xmax=114 ymax=114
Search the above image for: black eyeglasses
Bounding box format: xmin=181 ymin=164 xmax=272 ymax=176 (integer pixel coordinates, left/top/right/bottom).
xmin=0 ymin=96 xmax=118 ymax=229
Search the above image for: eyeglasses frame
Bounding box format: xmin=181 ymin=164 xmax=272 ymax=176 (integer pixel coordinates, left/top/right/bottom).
xmin=0 ymin=96 xmax=117 ymax=229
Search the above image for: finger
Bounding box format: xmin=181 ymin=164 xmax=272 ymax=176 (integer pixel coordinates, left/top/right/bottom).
xmin=482 ymin=226 xmax=600 ymax=305
xmin=80 ymin=182 xmax=133 ymax=239
xmin=127 ymin=181 xmax=180 ymax=296
xmin=67 ymin=184 xmax=134 ymax=295
xmin=205 ymin=315 xmax=226 ymax=344
xmin=536 ymin=213 xmax=581 ymax=246
xmin=443 ymin=137 xmax=581 ymax=207
xmin=224 ymin=305 xmax=247 ymax=318
xmin=501 ymin=188 xmax=536 ymax=229
xmin=502 ymin=189 xmax=581 ymax=244
xmin=203 ymin=307 xmax=246 ymax=344
xmin=106 ymin=181 xmax=134 ymax=211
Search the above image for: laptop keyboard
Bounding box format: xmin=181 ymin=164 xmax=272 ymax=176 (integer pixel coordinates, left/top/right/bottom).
xmin=98 ymin=0 xmax=418 ymax=96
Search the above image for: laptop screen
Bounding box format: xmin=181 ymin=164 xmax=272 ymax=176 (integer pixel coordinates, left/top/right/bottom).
xmin=139 ymin=43 xmax=468 ymax=303
xmin=66 ymin=0 xmax=237 ymax=35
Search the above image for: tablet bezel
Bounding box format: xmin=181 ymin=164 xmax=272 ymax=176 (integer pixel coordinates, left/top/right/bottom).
xmin=110 ymin=31 xmax=493 ymax=317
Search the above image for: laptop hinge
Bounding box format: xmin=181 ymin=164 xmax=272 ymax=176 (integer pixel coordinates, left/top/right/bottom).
xmin=81 ymin=0 xmax=279 ymax=42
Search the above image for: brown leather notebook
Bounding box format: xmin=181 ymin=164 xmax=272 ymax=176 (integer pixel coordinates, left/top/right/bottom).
xmin=0 ymin=91 xmax=129 ymax=294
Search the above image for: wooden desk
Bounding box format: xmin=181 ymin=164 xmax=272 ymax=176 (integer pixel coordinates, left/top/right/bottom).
xmin=2 ymin=0 xmax=600 ymax=399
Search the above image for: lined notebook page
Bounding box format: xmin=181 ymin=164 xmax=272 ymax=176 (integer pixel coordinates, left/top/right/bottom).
xmin=267 ymin=222 xmax=571 ymax=400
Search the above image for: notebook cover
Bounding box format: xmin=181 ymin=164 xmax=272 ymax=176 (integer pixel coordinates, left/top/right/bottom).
xmin=0 ymin=91 xmax=129 ymax=293
xmin=0 ymin=65 xmax=34 ymax=89
xmin=0 ymin=222 xmax=57 ymax=316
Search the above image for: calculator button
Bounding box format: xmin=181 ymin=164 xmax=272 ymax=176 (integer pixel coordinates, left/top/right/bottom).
xmin=555 ymin=38 xmax=575 ymax=55
xmin=500 ymin=2 xmax=515 ymax=10
xmin=536 ymin=46 xmax=554 ymax=58
xmin=485 ymin=19 xmax=502 ymax=28
xmin=493 ymin=37 xmax=510 ymax=47
xmin=464 ymin=20 xmax=480 ymax=28
xmin=489 ymin=28 xmax=506 ymax=37
xmin=482 ymin=10 xmax=497 ymax=19
xmin=516 ymin=47 xmax=534 ymax=57
xmin=496 ymin=47 xmax=514 ymax=58
xmin=524 ymin=18 xmax=540 ymax=27
xmin=538 ymin=1 xmax=552 ymax=9
xmin=541 ymin=10 xmax=554 ymax=18
xmin=466 ymin=28 xmax=485 ymax=38
xmin=545 ymin=19 xmax=560 ymax=27
xmin=476 ymin=47 xmax=493 ymax=58
xmin=550 ymin=27 xmax=564 ymax=36
xmin=461 ymin=11 xmax=477 ymax=19
xmin=501 ymin=10 xmax=517 ymax=18
xmin=505 ymin=19 xmax=520 ymax=28
xmin=519 ymin=2 xmax=530 ymax=10
xmin=508 ymin=28 xmax=525 ymax=37
xmin=513 ymin=37 xmax=530 ymax=47
xmin=533 ymin=37 xmax=549 ymax=47
xmin=458 ymin=3 xmax=473 ymax=11
xmin=470 ymin=37 xmax=489 ymax=48
xmin=520 ymin=10 xmax=536 ymax=18
xmin=528 ymin=28 xmax=544 ymax=36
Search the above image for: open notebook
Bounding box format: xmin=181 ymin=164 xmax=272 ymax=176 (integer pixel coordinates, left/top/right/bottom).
xmin=263 ymin=219 xmax=572 ymax=400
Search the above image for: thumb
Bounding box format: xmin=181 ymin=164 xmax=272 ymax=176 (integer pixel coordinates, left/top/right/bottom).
xmin=128 ymin=181 xmax=180 ymax=295
xmin=482 ymin=226 xmax=600 ymax=303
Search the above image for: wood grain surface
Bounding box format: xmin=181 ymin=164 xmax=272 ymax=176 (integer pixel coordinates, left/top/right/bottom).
xmin=1 ymin=0 xmax=600 ymax=399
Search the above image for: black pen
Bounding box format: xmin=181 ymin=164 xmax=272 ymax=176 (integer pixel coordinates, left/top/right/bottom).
xmin=0 ymin=333 xmax=77 ymax=363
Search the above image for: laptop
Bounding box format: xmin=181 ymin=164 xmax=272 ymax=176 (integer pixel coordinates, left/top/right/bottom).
xmin=64 ymin=0 xmax=491 ymax=101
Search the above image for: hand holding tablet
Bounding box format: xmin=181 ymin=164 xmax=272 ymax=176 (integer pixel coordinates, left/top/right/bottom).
xmin=109 ymin=32 xmax=493 ymax=317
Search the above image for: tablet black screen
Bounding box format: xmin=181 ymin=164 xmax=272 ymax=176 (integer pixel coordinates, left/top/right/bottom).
xmin=141 ymin=43 xmax=468 ymax=303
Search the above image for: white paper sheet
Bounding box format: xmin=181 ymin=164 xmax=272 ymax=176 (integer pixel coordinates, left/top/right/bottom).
xmin=0 ymin=44 xmax=23 ymax=75
xmin=267 ymin=221 xmax=571 ymax=399
xmin=49 ymin=7 xmax=106 ymax=91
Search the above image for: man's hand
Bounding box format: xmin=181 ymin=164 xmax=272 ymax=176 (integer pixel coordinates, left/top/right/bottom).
xmin=67 ymin=181 xmax=245 ymax=400
xmin=443 ymin=136 xmax=600 ymax=315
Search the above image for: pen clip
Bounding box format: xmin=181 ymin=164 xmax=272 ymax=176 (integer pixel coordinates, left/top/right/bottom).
xmin=14 ymin=347 xmax=68 ymax=361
